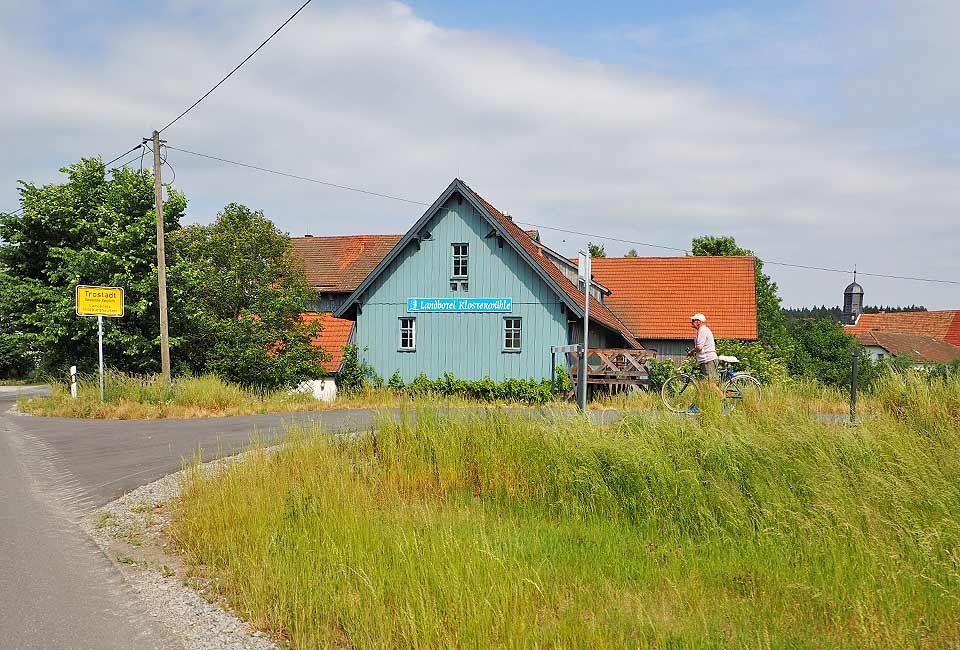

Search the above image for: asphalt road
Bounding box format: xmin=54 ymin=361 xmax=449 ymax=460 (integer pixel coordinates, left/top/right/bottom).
xmin=0 ymin=387 xmax=376 ymax=649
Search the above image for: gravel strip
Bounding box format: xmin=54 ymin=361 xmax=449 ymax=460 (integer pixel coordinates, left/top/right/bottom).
xmin=84 ymin=449 xmax=286 ymax=650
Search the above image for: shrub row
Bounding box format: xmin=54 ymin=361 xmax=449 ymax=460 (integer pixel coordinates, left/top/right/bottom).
xmin=387 ymin=369 xmax=573 ymax=404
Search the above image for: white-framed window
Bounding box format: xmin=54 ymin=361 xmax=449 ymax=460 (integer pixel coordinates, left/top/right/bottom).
xmin=399 ymin=317 xmax=416 ymax=351
xmin=503 ymin=317 xmax=521 ymax=352
xmin=452 ymin=243 xmax=468 ymax=278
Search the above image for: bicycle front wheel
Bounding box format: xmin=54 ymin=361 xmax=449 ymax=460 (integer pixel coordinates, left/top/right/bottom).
xmin=661 ymin=374 xmax=698 ymax=413
xmin=722 ymin=374 xmax=762 ymax=412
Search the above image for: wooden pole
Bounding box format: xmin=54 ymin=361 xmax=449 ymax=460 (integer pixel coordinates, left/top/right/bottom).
xmin=151 ymin=131 xmax=171 ymax=384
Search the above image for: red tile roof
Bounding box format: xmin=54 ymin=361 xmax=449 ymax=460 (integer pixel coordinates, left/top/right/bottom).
xmin=846 ymin=310 xmax=960 ymax=346
xmin=290 ymin=235 xmax=402 ymax=293
xmin=856 ymin=331 xmax=960 ymax=363
xmin=301 ymin=312 xmax=354 ymax=373
xmin=588 ymin=257 xmax=758 ymax=340
xmin=460 ymin=183 xmax=640 ymax=347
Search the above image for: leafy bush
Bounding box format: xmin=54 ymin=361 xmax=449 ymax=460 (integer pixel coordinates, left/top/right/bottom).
xmin=552 ymin=365 xmax=573 ymax=394
xmin=715 ymin=340 xmax=789 ymax=384
xmin=337 ymin=344 xmax=364 ymax=394
xmin=644 ymin=357 xmax=676 ymax=392
xmin=387 ymin=370 xmax=404 ymax=392
xmin=0 ymin=332 xmax=36 ymax=379
xmin=398 ymin=371 xmax=565 ymax=404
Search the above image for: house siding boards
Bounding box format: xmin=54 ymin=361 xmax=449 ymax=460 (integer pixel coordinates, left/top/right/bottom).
xmin=354 ymin=195 xmax=567 ymax=381
xmin=637 ymin=339 xmax=691 ymax=359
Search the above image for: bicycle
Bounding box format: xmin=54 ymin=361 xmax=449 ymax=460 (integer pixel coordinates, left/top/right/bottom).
xmin=660 ymin=355 xmax=762 ymax=414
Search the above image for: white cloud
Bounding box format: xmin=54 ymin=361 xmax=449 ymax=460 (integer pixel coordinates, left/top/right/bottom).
xmin=1 ymin=1 xmax=958 ymax=308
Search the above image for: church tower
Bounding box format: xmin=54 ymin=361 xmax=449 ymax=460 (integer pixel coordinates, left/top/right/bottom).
xmin=841 ymin=272 xmax=863 ymax=325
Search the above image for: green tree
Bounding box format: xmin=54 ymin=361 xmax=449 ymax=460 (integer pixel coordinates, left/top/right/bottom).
xmin=588 ymin=242 xmax=606 ymax=258
xmin=691 ymin=235 xmax=791 ymax=353
xmin=0 ymin=158 xmax=185 ymax=376
xmin=624 ymin=248 xmax=639 ymax=258
xmin=789 ymin=318 xmax=878 ymax=387
xmin=168 ymin=203 xmax=327 ymax=389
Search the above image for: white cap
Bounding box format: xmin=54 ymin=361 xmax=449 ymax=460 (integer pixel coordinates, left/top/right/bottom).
xmin=690 ymin=313 xmax=707 ymax=322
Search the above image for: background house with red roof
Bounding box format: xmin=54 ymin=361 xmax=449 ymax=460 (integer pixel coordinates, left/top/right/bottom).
xmin=845 ymin=309 xmax=960 ymax=363
xmin=589 ymin=256 xmax=757 ymax=359
xmin=289 ymin=235 xmax=400 ymax=373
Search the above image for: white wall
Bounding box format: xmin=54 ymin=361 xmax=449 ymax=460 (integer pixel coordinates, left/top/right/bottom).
xmin=296 ymin=378 xmax=338 ymax=402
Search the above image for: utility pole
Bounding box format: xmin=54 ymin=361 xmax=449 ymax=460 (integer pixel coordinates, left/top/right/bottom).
xmin=150 ymin=131 xmax=172 ymax=384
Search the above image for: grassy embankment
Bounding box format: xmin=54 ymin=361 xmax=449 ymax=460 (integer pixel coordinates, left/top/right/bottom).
xmin=21 ymin=371 xmax=518 ymax=418
xmin=18 ymin=372 xmax=658 ymax=419
xmin=18 ymin=372 xmax=325 ymax=418
xmin=170 ymin=372 xmax=960 ymax=649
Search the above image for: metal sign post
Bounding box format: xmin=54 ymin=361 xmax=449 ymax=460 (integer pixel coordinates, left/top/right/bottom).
xmin=577 ymin=251 xmax=591 ymax=412
xmin=98 ymin=315 xmax=105 ymax=401
xmin=76 ymin=285 xmax=124 ymax=402
xmin=850 ymin=347 xmax=860 ymax=424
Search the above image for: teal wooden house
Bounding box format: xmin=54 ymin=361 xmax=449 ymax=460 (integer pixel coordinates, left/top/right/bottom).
xmin=334 ymin=179 xmax=637 ymax=381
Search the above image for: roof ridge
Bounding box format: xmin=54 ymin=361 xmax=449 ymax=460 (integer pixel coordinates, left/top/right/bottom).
xmin=459 ymin=181 xmax=640 ymax=346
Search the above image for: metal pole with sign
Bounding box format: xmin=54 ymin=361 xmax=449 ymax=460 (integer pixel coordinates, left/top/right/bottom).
xmin=850 ymin=347 xmax=859 ymax=424
xmin=577 ymin=251 xmax=591 ymax=412
xmin=76 ymin=285 xmax=125 ymax=401
xmin=98 ymin=315 xmax=105 ymax=401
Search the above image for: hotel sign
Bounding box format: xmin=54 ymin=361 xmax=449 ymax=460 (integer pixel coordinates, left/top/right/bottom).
xmin=407 ymin=298 xmax=513 ymax=313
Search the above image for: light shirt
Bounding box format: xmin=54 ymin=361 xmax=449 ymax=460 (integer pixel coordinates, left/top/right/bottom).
xmin=695 ymin=324 xmax=718 ymax=363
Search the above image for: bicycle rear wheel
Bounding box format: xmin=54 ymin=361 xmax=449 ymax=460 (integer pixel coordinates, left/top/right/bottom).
xmin=661 ymin=374 xmax=698 ymax=413
xmin=722 ymin=374 xmax=762 ymax=412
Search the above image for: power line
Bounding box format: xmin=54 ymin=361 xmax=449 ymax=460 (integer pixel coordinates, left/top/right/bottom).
xmin=160 ymin=146 xmax=175 ymax=184
xmin=116 ymin=150 xmax=148 ymax=169
xmin=104 ymin=144 xmax=142 ymax=167
xmin=3 ymin=144 xmax=144 ymax=215
xmin=167 ymin=145 xmax=429 ymax=205
xmin=512 ymin=221 xmax=690 ymax=254
xmin=517 ymin=221 xmax=958 ymax=285
xmin=760 ymin=261 xmax=960 ymax=285
xmin=159 ymin=0 xmax=314 ymax=133
xmin=165 ymin=144 xmax=958 ymax=286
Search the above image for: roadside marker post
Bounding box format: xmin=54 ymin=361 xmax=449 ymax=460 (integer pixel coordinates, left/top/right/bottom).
xmin=76 ymin=285 xmax=124 ymax=401
xmin=70 ymin=366 xmax=78 ymax=399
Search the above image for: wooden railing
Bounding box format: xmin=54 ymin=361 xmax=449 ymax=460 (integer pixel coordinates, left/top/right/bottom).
xmin=568 ymin=348 xmax=657 ymax=386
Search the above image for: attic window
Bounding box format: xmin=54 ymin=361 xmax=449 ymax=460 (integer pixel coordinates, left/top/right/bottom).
xmin=452 ymin=243 xmax=468 ymax=278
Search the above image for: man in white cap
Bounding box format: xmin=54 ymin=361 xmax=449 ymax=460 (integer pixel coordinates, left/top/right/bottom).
xmin=687 ymin=313 xmax=718 ymax=382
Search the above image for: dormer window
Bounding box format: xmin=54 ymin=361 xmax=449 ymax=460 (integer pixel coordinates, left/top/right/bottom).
xmin=452 ymin=243 xmax=468 ymax=278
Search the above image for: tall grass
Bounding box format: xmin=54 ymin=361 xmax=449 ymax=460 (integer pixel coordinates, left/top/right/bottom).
xmin=171 ymin=377 xmax=960 ymax=648
xmin=19 ymin=371 xmax=322 ymax=418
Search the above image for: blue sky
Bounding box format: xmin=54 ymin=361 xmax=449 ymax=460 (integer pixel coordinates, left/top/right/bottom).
xmin=2 ymin=1 xmax=958 ymax=308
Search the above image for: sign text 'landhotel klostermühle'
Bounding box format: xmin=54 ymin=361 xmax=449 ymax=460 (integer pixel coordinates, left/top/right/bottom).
xmin=407 ymin=298 xmax=513 ymax=313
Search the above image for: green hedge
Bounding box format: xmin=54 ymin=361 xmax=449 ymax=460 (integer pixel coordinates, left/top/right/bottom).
xmin=387 ymin=368 xmax=572 ymax=404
